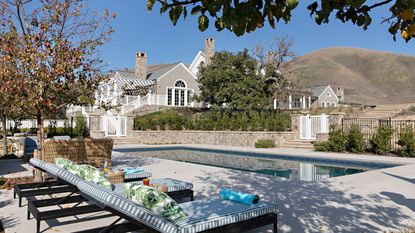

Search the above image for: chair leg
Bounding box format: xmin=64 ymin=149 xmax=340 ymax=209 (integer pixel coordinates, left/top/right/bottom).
xmin=37 ymin=220 xmax=41 ymax=233
xmin=273 ymin=214 xmax=278 ymax=233
xmin=27 ymin=207 xmax=31 ymax=220
xmin=19 ymin=196 xmax=22 ymax=207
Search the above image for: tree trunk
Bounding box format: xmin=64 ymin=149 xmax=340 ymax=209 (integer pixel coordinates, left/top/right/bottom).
xmin=2 ymin=117 xmax=7 ymax=156
xmin=33 ymin=112 xmax=44 ymax=182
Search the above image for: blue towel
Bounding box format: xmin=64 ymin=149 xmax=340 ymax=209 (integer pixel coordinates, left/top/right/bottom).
xmin=219 ymin=188 xmax=259 ymax=206
xmin=123 ymin=167 xmax=144 ymax=175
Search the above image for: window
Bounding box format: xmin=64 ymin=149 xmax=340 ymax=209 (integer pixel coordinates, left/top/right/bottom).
xmin=326 ymin=92 xmax=331 ymax=97
xmin=167 ymin=89 xmax=172 ymax=105
xmin=321 ymin=101 xmax=326 ymax=108
xmin=175 ymin=80 xmax=186 ymax=88
xmin=174 ymin=89 xmax=180 ymax=106
xmin=180 ymin=90 xmax=185 ymax=106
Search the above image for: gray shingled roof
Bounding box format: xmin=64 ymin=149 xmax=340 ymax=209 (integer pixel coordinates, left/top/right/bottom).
xmin=308 ymin=85 xmax=329 ymax=97
xmin=146 ymin=63 xmax=180 ymax=81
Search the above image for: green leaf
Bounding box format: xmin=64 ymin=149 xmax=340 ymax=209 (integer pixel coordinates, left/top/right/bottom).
xmin=191 ymin=6 xmax=202 ymax=15
xmin=147 ymin=0 xmax=155 ymax=12
xmin=198 ymin=15 xmax=209 ymax=31
xmin=215 ymin=18 xmax=225 ymax=31
xmin=169 ymin=6 xmax=183 ymax=26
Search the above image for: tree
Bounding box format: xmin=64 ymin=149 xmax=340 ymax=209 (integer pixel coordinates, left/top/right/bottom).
xmin=1 ymin=0 xmax=114 ymax=180
xmin=148 ymin=0 xmax=415 ymax=41
xmin=197 ymin=50 xmax=268 ymax=110
xmin=252 ymin=37 xmax=298 ymax=104
xmin=0 ymin=16 xmax=23 ymax=156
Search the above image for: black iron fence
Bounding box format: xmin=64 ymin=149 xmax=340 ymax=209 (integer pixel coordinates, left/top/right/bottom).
xmin=342 ymin=117 xmax=415 ymax=152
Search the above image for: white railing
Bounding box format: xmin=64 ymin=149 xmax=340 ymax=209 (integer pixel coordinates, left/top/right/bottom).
xmin=5 ymin=119 xmax=76 ymax=129
xmin=122 ymin=94 xmax=168 ymax=114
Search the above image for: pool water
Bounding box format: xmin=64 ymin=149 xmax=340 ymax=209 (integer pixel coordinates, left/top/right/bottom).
xmin=117 ymin=147 xmax=395 ymax=181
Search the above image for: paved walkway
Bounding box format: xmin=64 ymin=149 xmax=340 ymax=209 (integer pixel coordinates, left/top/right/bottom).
xmin=1 ymin=145 xmax=415 ymax=232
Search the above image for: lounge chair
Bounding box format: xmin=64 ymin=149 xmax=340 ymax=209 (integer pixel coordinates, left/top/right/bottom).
xmin=15 ymin=165 xmax=152 ymax=207
xmin=29 ymin=158 xmax=278 ymax=233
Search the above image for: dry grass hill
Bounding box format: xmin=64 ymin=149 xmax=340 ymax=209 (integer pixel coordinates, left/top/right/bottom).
xmin=291 ymin=47 xmax=415 ymax=105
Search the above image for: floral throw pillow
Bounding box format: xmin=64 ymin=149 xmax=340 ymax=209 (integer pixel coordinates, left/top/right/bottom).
xmin=124 ymin=183 xmax=186 ymax=221
xmin=55 ymin=158 xmax=76 ymax=171
xmin=55 ymin=158 xmax=112 ymax=190
xmin=73 ymin=164 xmax=112 ymax=190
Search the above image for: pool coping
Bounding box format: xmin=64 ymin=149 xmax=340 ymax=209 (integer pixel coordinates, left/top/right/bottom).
xmin=114 ymin=144 xmax=415 ymax=169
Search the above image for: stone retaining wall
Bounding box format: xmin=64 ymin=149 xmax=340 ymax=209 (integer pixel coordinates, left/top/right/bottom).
xmin=122 ymin=130 xmax=298 ymax=147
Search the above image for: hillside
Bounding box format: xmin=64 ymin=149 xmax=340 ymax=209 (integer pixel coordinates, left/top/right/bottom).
xmin=291 ymin=47 xmax=415 ymax=105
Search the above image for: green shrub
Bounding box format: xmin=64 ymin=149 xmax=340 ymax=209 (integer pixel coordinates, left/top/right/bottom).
xmin=314 ymin=125 xmax=346 ymax=152
xmin=327 ymin=126 xmax=347 ymax=152
xmin=346 ymin=124 xmax=365 ymax=153
xmin=255 ymin=139 xmax=276 ymax=148
xmin=74 ymin=113 xmax=89 ymax=138
xmin=370 ymin=125 xmax=394 ymax=155
xmin=397 ymin=125 xmax=415 ymax=157
xmin=314 ymin=141 xmax=331 ymax=152
xmin=0 ymin=176 xmax=5 ymax=186
xmin=47 ymin=120 xmax=57 ymax=138
xmin=133 ymin=109 xmax=291 ymax=132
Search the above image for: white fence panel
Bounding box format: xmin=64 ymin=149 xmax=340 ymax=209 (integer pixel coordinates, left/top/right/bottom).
xmin=299 ymin=114 xmax=329 ymax=140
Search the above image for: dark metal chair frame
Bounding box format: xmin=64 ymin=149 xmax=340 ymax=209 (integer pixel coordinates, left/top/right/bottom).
xmin=14 ymin=180 xmax=77 ymax=207
xmin=96 ymin=206 xmax=278 ymax=233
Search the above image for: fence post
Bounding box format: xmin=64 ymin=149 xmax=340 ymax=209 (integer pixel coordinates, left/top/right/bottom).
xmin=321 ymin=114 xmax=328 ymax=133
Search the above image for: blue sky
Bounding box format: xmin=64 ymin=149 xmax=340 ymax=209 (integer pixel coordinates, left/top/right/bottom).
xmin=92 ymin=0 xmax=415 ymax=70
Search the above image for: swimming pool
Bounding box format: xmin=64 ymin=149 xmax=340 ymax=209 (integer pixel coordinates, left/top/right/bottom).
xmin=115 ymin=146 xmax=398 ymax=181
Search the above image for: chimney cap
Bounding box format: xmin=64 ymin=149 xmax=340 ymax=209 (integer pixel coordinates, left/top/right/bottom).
xmin=136 ymin=52 xmax=146 ymax=57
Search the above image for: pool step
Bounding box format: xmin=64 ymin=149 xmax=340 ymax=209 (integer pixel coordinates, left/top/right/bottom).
xmin=280 ymin=140 xmax=315 ymax=149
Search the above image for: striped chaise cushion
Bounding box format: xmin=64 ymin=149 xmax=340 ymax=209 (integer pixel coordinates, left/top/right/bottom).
xmin=124 ymin=171 xmax=152 ymax=180
xmin=174 ymin=198 xmax=278 ymax=233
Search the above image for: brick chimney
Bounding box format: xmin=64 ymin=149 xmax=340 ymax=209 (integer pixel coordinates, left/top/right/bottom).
xmin=204 ymin=38 xmax=215 ymax=65
xmin=135 ymin=52 xmax=147 ymax=80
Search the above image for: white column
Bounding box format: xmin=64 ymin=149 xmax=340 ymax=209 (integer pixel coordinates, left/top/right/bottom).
xmin=273 ymin=98 xmax=277 ymax=109
xmin=136 ymin=95 xmax=141 ymax=108
xmin=288 ymin=95 xmax=292 ymax=110
xmin=302 ymin=96 xmax=306 ymax=109
xmin=308 ymin=96 xmax=311 ymax=109
xmin=147 ymin=91 xmax=152 ymax=105
xmin=321 ymin=114 xmax=328 ymax=133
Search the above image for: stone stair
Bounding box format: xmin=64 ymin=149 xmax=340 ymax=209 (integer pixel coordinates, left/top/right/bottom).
xmin=111 ymin=136 xmax=139 ymax=145
xmin=280 ymin=139 xmax=315 ymax=149
xmin=362 ymin=103 xmax=415 ymax=119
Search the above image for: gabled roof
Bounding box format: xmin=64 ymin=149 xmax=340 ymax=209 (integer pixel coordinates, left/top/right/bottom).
xmin=188 ymin=50 xmax=205 ymax=74
xmin=147 ymin=63 xmax=180 ymax=81
xmin=309 ymin=85 xmax=328 ymax=97
xmin=308 ymin=85 xmax=339 ymax=101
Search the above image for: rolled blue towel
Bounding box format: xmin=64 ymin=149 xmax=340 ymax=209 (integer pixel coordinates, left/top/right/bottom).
xmin=219 ymin=188 xmax=259 ymax=206
xmin=123 ymin=167 xmax=144 ymax=175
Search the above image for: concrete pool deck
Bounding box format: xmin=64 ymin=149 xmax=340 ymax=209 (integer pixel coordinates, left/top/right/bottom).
xmin=1 ymin=145 xmax=415 ymax=232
